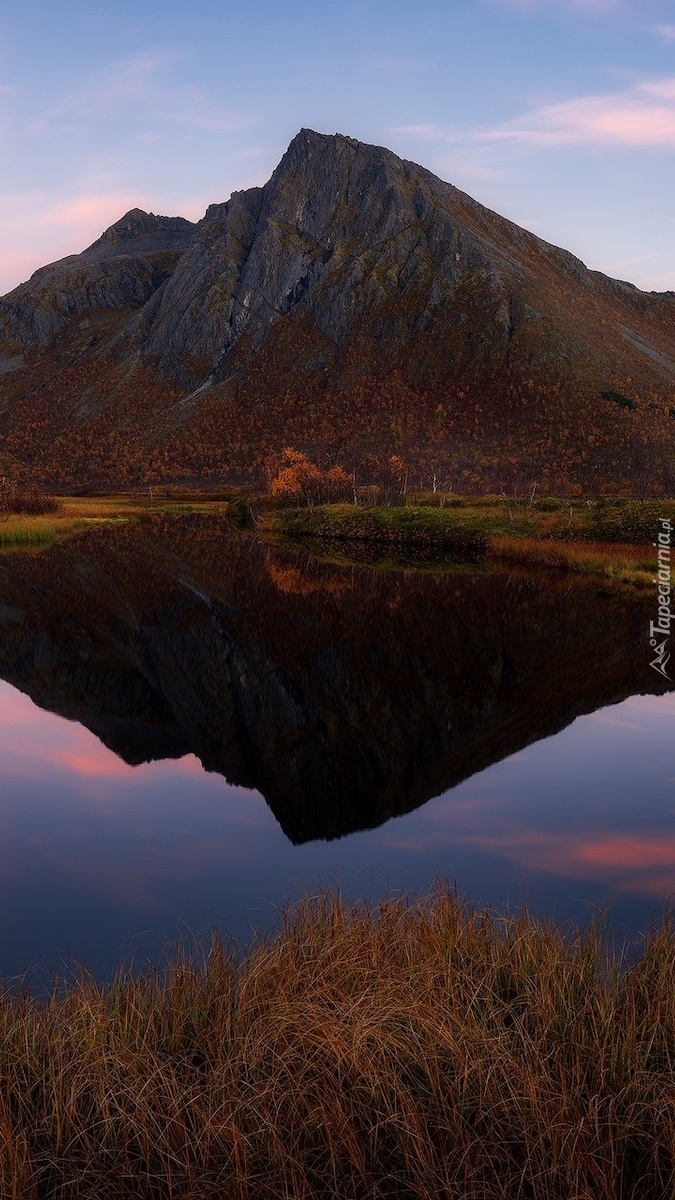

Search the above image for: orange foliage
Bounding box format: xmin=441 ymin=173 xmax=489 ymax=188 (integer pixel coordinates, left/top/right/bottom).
xmin=270 ymin=449 xmax=352 ymax=506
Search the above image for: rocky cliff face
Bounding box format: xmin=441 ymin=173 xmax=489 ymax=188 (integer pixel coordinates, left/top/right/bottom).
xmin=139 ymin=129 xmax=675 ymax=385
xmin=0 ymin=519 xmax=667 ymax=843
xmin=0 ymin=130 xmax=674 ymax=490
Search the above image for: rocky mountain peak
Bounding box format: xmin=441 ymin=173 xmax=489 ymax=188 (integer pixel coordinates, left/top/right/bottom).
xmin=82 ymin=209 xmax=196 ymax=261
xmin=1 ymin=128 xmax=674 ymax=493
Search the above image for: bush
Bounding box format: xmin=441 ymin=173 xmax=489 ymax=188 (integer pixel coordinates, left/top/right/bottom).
xmin=589 ymin=500 xmax=675 ymax=543
xmin=0 ymin=476 xmax=59 ymax=516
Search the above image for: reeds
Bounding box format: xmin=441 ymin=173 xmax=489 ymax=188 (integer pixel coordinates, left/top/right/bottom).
xmin=2 ymin=888 xmax=675 ymax=1198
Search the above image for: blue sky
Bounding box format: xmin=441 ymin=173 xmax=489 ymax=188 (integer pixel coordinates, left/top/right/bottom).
xmin=1 ymin=0 xmax=674 ymax=294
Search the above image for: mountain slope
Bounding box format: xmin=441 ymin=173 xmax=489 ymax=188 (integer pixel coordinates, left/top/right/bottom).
xmin=0 ymin=129 xmax=673 ymax=492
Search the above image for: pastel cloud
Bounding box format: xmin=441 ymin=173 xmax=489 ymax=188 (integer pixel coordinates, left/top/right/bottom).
xmin=392 ymin=77 xmax=675 ymax=160
xmin=57 ymin=747 xmax=206 ymax=781
xmin=578 ymin=836 xmax=675 ymax=869
xmin=496 ymin=0 xmax=619 ymax=12
xmin=652 ymin=24 xmax=675 ymax=41
xmin=481 ymin=77 xmax=675 ymax=148
xmin=0 ymin=190 xmax=153 ymax=294
xmin=0 ymin=681 xmax=204 ymax=789
xmin=448 ymin=825 xmax=675 ymax=900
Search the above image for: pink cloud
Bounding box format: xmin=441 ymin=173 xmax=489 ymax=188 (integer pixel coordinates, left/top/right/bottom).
xmin=0 ymin=685 xmax=43 ymax=724
xmin=58 ymin=750 xmax=143 ymax=780
xmin=578 ymin=837 xmax=675 ymax=869
xmin=455 ymin=823 xmax=675 ymax=898
xmin=482 ymin=77 xmax=675 ymax=148
xmin=56 ymin=747 xmax=207 ymax=781
xmin=44 ymin=193 xmax=153 ymax=231
xmin=497 ymin=0 xmax=619 ymax=11
xmin=0 ymin=190 xmax=151 ymax=293
xmin=652 ymin=24 xmax=675 ymax=42
xmin=0 ymin=188 xmax=212 ymax=295
xmin=0 ymin=682 xmax=208 ymax=792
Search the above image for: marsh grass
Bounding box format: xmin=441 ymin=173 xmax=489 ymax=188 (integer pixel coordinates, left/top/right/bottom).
xmin=0 ymin=517 xmax=58 ymax=549
xmin=489 ymin=535 xmax=657 ymax=585
xmin=2 ymin=888 xmax=675 ymax=1198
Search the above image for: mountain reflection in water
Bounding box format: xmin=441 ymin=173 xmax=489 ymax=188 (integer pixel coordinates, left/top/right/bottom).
xmin=0 ymin=516 xmax=672 ymax=977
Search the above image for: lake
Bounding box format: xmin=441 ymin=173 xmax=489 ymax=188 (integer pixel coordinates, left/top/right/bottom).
xmin=0 ymin=515 xmax=672 ymax=982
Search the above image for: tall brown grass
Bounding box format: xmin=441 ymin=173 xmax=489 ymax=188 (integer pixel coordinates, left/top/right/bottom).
xmin=1 ymin=888 xmax=675 ymax=1198
xmin=489 ymin=534 xmax=656 ymax=585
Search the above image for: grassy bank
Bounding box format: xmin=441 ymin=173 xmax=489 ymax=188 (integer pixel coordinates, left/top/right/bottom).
xmin=2 ymin=493 xmax=672 ymax=586
xmin=0 ymin=515 xmax=59 ymax=549
xmin=2 ymin=889 xmax=675 ymax=1198
xmin=268 ymin=497 xmax=675 ymax=584
xmin=0 ymin=495 xmax=230 ymax=553
xmin=270 ymin=502 xmax=489 ymax=557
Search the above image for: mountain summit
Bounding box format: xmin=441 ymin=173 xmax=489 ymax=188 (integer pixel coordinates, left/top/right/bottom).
xmin=1 ymin=129 xmax=673 ymax=492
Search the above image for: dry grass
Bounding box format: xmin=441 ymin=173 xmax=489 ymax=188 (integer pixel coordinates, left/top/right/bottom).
xmin=0 ymin=515 xmax=59 ymax=549
xmin=2 ymin=888 xmax=675 ymax=1198
xmin=0 ymin=497 xmax=233 ymax=552
xmin=489 ymin=535 xmax=657 ymax=586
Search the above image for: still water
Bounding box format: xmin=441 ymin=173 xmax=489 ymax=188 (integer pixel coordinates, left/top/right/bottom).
xmin=0 ymin=515 xmax=672 ymax=981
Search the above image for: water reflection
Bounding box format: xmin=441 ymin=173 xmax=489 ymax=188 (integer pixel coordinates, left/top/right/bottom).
xmin=0 ymin=517 xmax=672 ymax=977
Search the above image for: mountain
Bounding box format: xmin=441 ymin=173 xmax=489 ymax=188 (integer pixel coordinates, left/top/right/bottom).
xmin=0 ymin=517 xmax=666 ymax=843
xmin=1 ymin=129 xmax=674 ymax=493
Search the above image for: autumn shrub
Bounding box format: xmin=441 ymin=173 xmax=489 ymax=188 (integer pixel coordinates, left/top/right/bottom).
xmin=0 ymin=476 xmax=59 ymax=517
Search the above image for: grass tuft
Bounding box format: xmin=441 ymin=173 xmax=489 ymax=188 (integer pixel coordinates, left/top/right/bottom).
xmin=2 ymin=888 xmax=675 ymax=1197
xmin=0 ymin=517 xmax=58 ymax=549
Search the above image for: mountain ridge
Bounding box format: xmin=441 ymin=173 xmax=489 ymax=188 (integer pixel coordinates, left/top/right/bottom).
xmin=0 ymin=128 xmax=673 ymax=493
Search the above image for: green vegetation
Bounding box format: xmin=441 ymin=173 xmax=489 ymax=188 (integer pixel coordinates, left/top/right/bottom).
xmin=0 ymin=495 xmax=229 ymax=553
xmin=2 ymin=888 xmax=675 ymax=1198
xmin=267 ymin=496 xmax=675 ymax=585
xmin=270 ymin=503 xmax=488 ymax=557
xmin=0 ymin=517 xmax=58 ymax=549
xmin=589 ymin=499 xmax=673 ymax=543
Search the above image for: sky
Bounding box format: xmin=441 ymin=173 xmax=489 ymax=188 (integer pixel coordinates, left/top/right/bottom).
xmin=1 ymin=0 xmax=675 ymax=296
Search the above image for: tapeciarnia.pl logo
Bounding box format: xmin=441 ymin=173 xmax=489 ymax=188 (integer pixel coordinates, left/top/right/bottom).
xmin=650 ymin=518 xmax=673 ymax=681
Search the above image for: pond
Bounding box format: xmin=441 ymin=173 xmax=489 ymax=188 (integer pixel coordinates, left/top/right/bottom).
xmin=0 ymin=515 xmax=672 ymax=982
